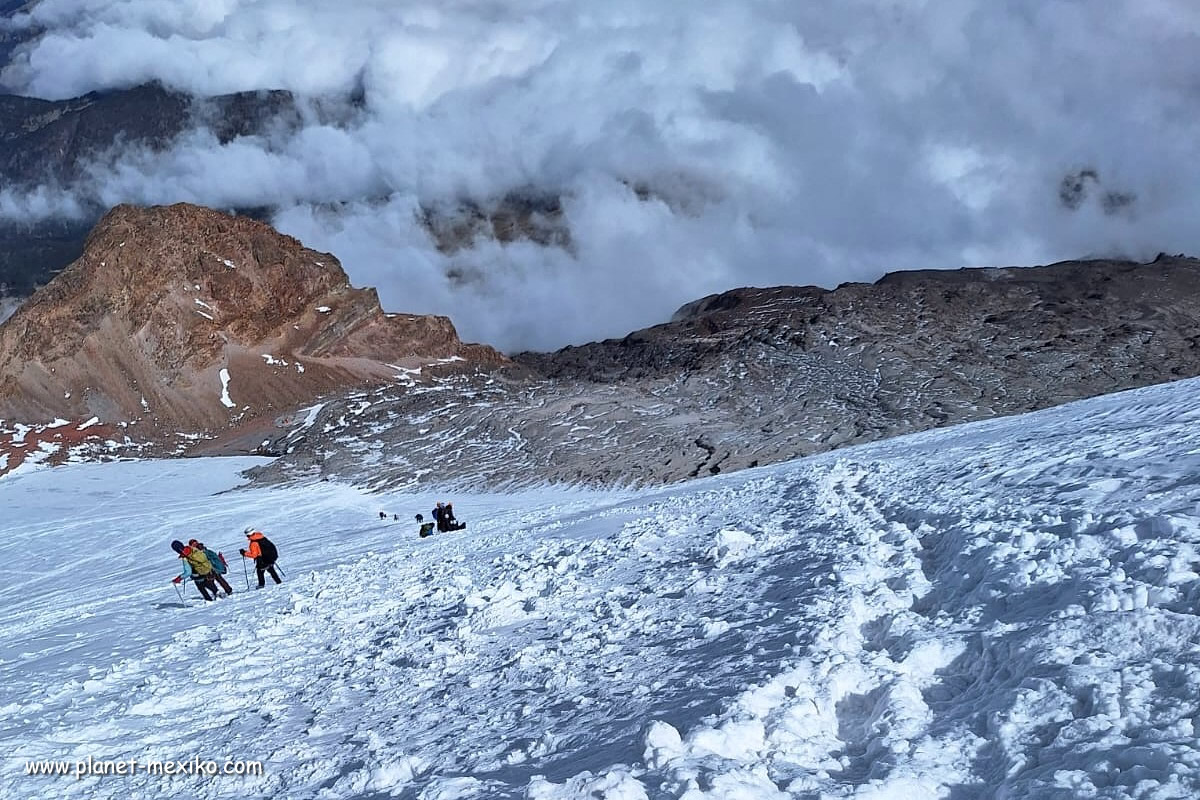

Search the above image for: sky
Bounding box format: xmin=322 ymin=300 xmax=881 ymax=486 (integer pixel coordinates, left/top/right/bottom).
xmin=1 ymin=0 xmax=1198 ymax=350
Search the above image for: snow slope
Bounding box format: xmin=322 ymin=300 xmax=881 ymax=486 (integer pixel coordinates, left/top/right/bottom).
xmin=5 ymin=376 xmax=1200 ymax=798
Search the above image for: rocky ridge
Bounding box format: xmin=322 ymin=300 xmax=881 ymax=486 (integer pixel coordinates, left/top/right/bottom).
xmin=0 ymin=203 xmax=504 ymax=461
xmin=3 ymin=199 xmax=1198 ymax=488
xmin=246 ymin=255 xmax=1200 ymax=490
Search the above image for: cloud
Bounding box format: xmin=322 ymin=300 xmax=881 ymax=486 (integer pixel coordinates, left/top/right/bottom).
xmin=2 ymin=0 xmax=1199 ymax=351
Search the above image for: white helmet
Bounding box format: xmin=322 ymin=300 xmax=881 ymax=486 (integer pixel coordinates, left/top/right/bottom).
xmin=244 ymin=525 xmax=255 ymax=535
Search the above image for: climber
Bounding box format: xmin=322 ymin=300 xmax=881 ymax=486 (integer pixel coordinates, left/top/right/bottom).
xmin=188 ymin=538 xmax=233 ymax=596
xmin=171 ymin=540 xmax=220 ymax=601
xmin=239 ymin=526 xmax=282 ymax=588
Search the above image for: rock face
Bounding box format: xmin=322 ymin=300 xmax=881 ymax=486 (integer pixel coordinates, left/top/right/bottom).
xmin=247 ymin=255 xmax=1200 ymax=490
xmin=0 ymin=203 xmax=504 ymax=438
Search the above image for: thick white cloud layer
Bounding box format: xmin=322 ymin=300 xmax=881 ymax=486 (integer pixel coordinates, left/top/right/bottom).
xmin=2 ymin=0 xmax=1199 ymax=350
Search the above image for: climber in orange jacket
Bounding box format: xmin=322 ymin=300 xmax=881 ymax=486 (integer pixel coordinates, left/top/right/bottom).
xmin=239 ymin=527 xmax=282 ymax=589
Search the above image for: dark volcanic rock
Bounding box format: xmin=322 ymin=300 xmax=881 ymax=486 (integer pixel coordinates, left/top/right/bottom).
xmin=0 ymin=85 xmax=186 ymax=184
xmin=0 ymin=83 xmax=298 ymax=185
xmin=516 ymin=258 xmax=1200 ymax=393
xmin=0 ymin=217 xmax=92 ymax=296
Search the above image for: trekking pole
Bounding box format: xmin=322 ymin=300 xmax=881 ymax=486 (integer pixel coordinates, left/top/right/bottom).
xmin=275 ymin=563 xmax=286 ymax=578
xmin=172 ymin=582 xmax=185 ymax=604
xmin=242 ymin=557 xmax=250 ymax=591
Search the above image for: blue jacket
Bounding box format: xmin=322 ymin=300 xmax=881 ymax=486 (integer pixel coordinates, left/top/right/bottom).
xmin=178 ymin=558 xmax=197 ymax=582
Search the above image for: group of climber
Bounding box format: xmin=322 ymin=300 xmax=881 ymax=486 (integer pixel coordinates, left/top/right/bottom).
xmin=171 ymin=527 xmax=282 ymax=602
xmin=416 ymin=501 xmax=466 ymax=538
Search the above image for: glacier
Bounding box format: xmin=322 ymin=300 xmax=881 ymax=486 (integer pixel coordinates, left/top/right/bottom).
xmin=3 ymin=377 xmax=1200 ymax=797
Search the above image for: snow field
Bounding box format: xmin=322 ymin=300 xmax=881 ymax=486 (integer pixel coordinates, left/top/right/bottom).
xmin=4 ymin=378 xmax=1200 ymax=797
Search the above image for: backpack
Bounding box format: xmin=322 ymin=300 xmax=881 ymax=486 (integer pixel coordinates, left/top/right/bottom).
xmin=256 ymin=536 xmax=279 ymax=563
xmin=204 ymin=548 xmax=227 ymax=574
xmin=184 ymin=548 xmax=213 ymax=576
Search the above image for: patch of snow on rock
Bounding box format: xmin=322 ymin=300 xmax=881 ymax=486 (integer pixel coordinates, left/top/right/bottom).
xmin=218 ymin=368 xmax=235 ymax=408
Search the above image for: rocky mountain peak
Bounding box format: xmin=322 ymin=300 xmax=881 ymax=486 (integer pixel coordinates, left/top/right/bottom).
xmin=0 ymin=203 xmax=504 ymax=443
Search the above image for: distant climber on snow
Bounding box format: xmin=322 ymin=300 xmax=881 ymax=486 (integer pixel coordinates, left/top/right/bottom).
xmin=189 ymin=538 xmax=233 ymax=596
xmin=239 ymin=526 xmax=282 ymax=588
xmin=443 ymin=502 xmax=466 ymax=531
xmin=415 ymin=514 xmax=435 ymax=538
xmin=433 ymin=501 xmax=467 ymax=532
xmin=171 ymin=540 xmax=221 ymax=601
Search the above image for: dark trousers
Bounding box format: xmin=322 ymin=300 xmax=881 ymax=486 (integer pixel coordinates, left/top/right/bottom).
xmin=212 ymin=572 xmax=234 ymax=595
xmin=192 ymin=576 xmax=218 ymax=601
xmin=256 ymin=560 xmax=282 ymax=588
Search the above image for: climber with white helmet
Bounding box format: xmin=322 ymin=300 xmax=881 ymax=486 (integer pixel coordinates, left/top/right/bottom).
xmin=238 ymin=525 xmax=282 ymax=589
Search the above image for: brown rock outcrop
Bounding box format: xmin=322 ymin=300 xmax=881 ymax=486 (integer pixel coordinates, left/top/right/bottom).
xmin=0 ymin=203 xmax=505 ymax=438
